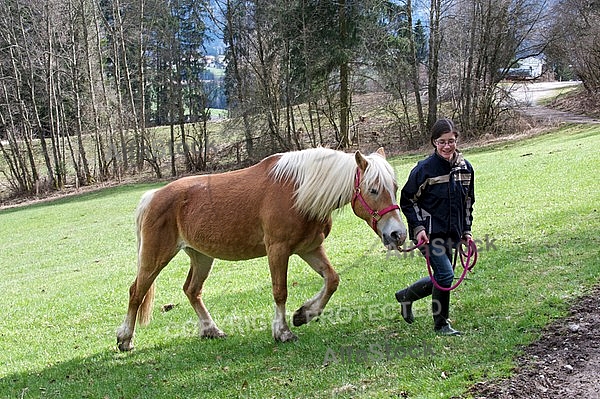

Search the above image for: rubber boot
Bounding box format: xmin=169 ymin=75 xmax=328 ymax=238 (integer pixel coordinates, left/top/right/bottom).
xmin=395 ymin=277 xmax=433 ymax=324
xmin=432 ymin=287 xmax=460 ymax=335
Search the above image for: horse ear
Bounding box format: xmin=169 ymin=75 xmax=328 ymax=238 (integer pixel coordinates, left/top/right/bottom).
xmin=355 ymin=151 xmax=369 ymax=171
xmin=376 ymin=147 xmax=386 ymax=158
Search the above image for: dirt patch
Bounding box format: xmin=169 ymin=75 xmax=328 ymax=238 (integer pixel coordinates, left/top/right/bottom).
xmin=519 ymin=105 xmax=600 ymax=125
xmin=550 ymin=89 xmax=600 ymax=120
xmin=464 ymin=287 xmax=600 ymax=399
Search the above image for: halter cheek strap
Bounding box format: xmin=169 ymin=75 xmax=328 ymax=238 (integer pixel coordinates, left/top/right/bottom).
xmin=351 ymin=168 xmax=400 ymax=232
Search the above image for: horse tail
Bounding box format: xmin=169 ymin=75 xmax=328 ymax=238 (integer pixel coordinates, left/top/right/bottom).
xmin=138 ymin=283 xmax=155 ymax=326
xmin=135 ymin=189 xmax=158 ymax=327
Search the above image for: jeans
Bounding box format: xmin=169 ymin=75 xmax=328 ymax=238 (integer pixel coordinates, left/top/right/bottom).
xmin=424 ymin=238 xmax=456 ymax=288
xmin=396 ymin=237 xmax=457 ymax=329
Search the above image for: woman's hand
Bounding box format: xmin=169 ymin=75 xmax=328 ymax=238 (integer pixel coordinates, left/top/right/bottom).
xmin=416 ymin=230 xmax=429 ymax=245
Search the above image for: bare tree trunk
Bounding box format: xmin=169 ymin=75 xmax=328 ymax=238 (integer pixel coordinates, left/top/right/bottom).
xmin=50 ymin=78 xmax=69 ymax=188
xmin=114 ymin=0 xmax=142 ymax=170
xmin=137 ymin=0 xmax=148 ymax=173
xmin=460 ymin=0 xmax=479 ymax=133
xmin=427 ymin=0 xmax=442 ymax=130
xmin=224 ymin=0 xmax=254 ymax=159
xmin=68 ymin=0 xmax=92 ymax=185
xmin=13 ymin=0 xmax=56 ymax=190
xmin=109 ymin=25 xmax=129 ymax=171
xmin=298 ymin=6 xmax=318 ymax=148
xmin=91 ymin=0 xmax=118 ymax=178
xmin=8 ymin=34 xmax=38 ymax=190
xmin=254 ymin=15 xmax=285 ymax=151
xmin=44 ymin=1 xmax=66 ymax=189
xmin=170 ymin=119 xmax=176 ymax=176
xmin=176 ymin=59 xmax=193 ymax=171
xmin=338 ymin=0 xmax=350 ymax=149
xmin=27 ymin=62 xmax=55 ymax=189
xmin=80 ymin=0 xmax=107 ymax=180
xmin=0 ymin=74 xmax=31 ymax=193
xmin=406 ymin=0 xmax=425 ymax=134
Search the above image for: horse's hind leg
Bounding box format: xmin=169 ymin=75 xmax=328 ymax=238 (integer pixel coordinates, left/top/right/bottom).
xmin=183 ymin=248 xmax=225 ymax=339
xmin=117 ymin=239 xmax=179 ymax=351
xmin=293 ymin=245 xmax=340 ymax=327
xmin=117 ymin=274 xmax=152 ymax=351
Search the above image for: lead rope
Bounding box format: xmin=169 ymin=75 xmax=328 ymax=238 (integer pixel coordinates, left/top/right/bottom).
xmin=400 ymin=238 xmax=478 ymax=291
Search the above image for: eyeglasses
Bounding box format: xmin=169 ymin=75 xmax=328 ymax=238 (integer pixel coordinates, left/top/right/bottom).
xmin=435 ymin=139 xmax=457 ymax=146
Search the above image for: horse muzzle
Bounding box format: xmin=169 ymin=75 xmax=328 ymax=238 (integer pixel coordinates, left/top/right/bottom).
xmin=382 ymin=228 xmax=407 ymax=251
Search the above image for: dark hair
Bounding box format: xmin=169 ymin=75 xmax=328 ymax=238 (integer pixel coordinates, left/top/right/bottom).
xmin=430 ymin=118 xmax=459 ymax=147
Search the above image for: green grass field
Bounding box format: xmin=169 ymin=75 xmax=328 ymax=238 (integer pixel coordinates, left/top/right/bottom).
xmin=1 ymin=125 xmax=599 ymax=398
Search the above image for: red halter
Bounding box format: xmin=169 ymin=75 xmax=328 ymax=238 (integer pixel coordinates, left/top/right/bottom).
xmin=351 ymin=168 xmax=400 ymax=232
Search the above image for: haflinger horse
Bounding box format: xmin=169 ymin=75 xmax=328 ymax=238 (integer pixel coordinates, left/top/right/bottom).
xmin=117 ymin=147 xmax=407 ymax=351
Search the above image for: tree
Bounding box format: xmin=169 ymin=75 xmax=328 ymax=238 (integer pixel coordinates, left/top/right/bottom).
xmin=546 ymin=0 xmax=600 ymax=93
xmin=406 ymin=0 xmax=425 ymax=135
xmin=133 ymin=0 xmax=210 ymax=176
xmin=442 ymin=0 xmax=552 ymax=135
xmin=427 ymin=0 xmax=443 ymax=131
xmin=0 ymin=0 xmax=568 ymax=201
xmin=221 ymin=0 xmax=257 ymax=157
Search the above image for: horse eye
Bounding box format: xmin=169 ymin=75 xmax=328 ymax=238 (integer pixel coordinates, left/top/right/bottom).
xmin=369 ymin=188 xmax=379 ymax=195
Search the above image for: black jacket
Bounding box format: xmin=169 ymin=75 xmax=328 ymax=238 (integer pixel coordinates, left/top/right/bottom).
xmin=400 ymin=151 xmax=475 ymax=242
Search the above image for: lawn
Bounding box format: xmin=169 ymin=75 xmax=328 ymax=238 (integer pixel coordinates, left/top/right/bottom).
xmin=0 ymin=125 xmax=598 ymax=398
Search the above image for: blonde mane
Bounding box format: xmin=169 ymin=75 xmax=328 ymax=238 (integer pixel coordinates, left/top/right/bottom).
xmin=270 ymin=147 xmax=397 ymax=221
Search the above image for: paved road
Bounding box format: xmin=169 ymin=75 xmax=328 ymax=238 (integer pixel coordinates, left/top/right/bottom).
xmin=509 ymin=81 xmax=600 ymax=124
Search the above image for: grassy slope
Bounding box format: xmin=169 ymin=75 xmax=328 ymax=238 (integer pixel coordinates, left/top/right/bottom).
xmin=0 ymin=125 xmax=598 ymax=398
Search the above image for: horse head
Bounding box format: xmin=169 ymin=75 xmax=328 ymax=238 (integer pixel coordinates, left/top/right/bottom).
xmin=351 ymin=148 xmax=407 ymax=250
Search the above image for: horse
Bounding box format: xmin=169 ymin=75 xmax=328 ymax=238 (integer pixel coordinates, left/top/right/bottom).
xmin=116 ymin=147 xmax=407 ymax=351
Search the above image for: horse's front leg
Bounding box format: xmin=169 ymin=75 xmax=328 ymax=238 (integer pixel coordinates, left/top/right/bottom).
xmin=267 ymin=245 xmax=297 ymax=342
xmin=293 ymin=245 xmax=340 ymax=327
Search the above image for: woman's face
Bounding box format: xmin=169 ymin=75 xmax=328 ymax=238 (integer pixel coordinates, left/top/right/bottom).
xmin=434 ymin=132 xmax=458 ymax=161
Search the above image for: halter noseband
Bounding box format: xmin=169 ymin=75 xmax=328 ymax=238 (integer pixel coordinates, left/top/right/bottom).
xmin=351 ymin=168 xmax=400 ymax=232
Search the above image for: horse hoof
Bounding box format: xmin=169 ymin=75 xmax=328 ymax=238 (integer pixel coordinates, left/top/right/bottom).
xmin=293 ymin=310 xmax=308 ymax=327
xmin=200 ymin=327 xmax=227 ymax=339
xmin=293 ymin=305 xmax=322 ymax=327
xmin=275 ymin=330 xmax=298 ymax=342
xmin=117 ymin=340 xmax=134 ymax=352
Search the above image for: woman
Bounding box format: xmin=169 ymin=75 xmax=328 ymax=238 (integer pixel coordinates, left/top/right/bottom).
xmin=396 ymin=118 xmax=475 ymax=335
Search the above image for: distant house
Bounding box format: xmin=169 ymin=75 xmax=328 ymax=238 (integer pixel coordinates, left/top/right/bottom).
xmin=204 ymin=54 xmax=227 ymax=69
xmin=505 ymin=57 xmax=545 ymax=80
xmin=204 ymin=55 xmax=216 ymax=68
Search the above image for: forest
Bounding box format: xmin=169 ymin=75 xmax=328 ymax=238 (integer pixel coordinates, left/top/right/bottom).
xmin=0 ymin=0 xmax=598 ymax=199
